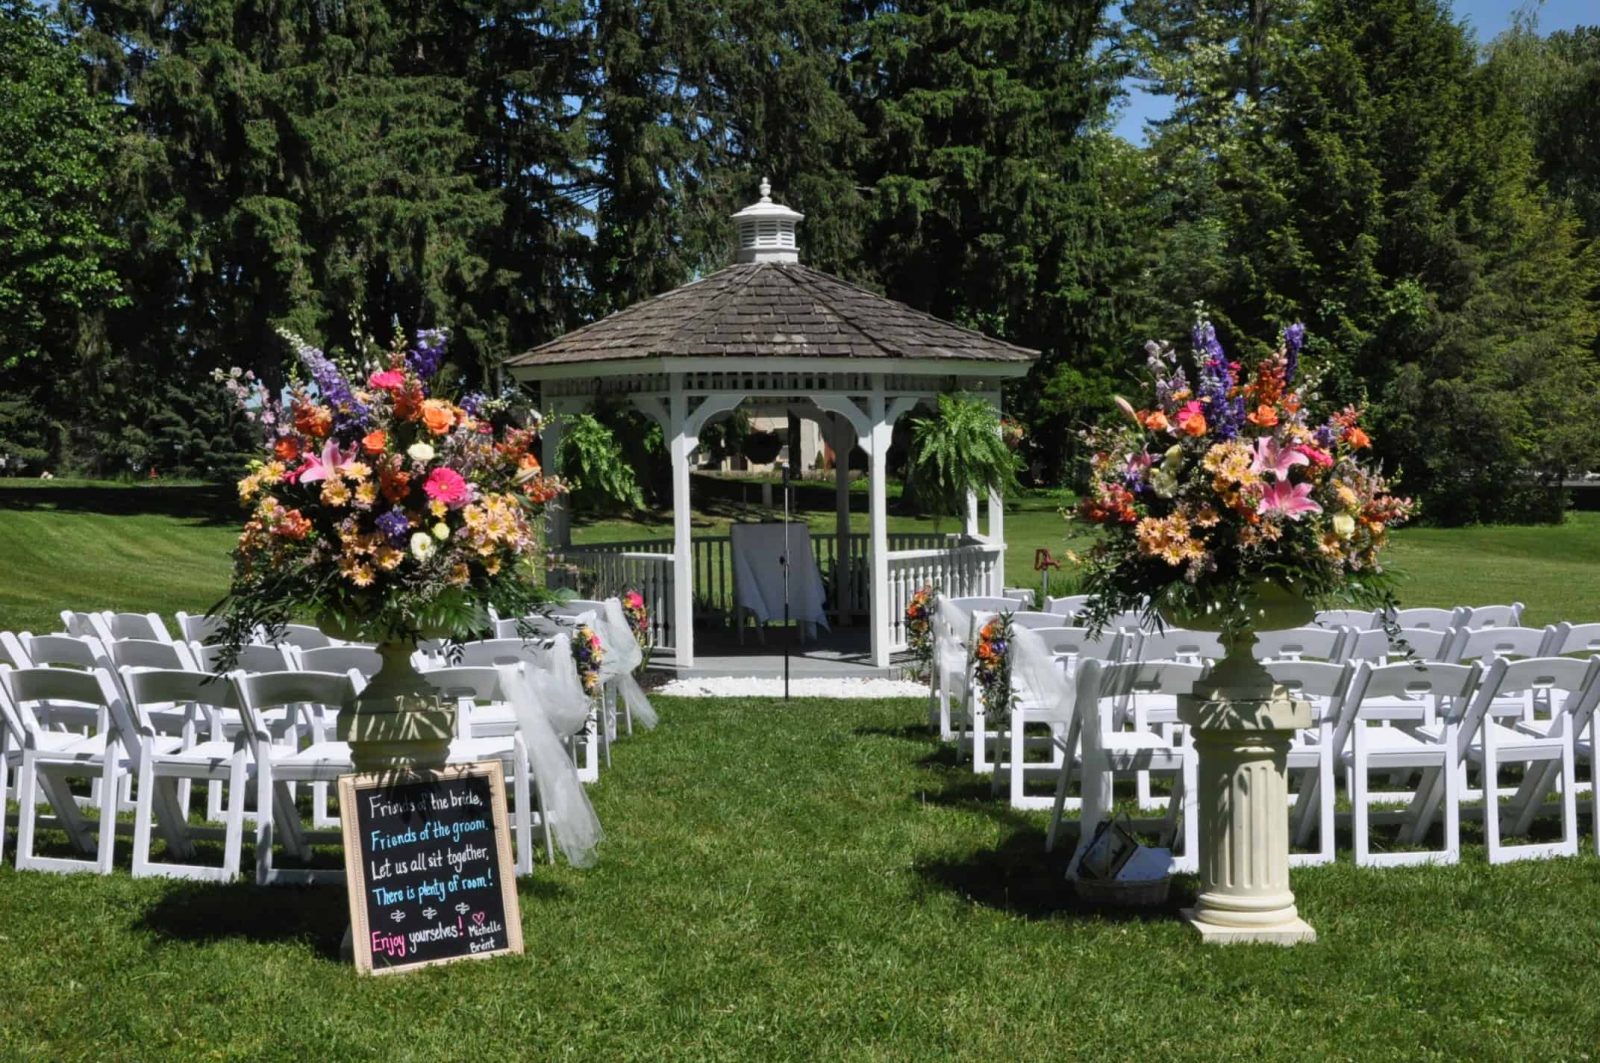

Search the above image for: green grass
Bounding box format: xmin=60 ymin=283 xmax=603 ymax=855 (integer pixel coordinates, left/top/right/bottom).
xmin=6 ymin=484 xmax=1600 ymax=1054
xmin=4 ymin=694 xmax=1600 ymax=1058
xmin=4 ymin=480 xmax=1599 ymax=633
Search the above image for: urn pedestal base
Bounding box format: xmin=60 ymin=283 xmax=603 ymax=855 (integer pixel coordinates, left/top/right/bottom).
xmin=333 ymin=641 xmax=456 ymax=773
xmin=1177 ymin=691 xmax=1317 ymax=947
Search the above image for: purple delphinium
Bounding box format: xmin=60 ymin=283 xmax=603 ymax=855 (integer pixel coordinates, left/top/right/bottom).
xmin=281 ymin=330 xmax=370 ymax=436
xmin=1284 ymin=322 xmax=1306 ymax=384
xmin=375 ymin=509 xmax=411 ymax=546
xmin=409 ymin=328 xmax=449 ymax=379
xmin=1122 ymin=451 xmax=1154 ymax=494
xmin=1193 ymin=320 xmax=1244 ymax=440
xmin=459 ymin=391 xmax=487 ymax=418
xmin=1314 ymin=423 xmax=1336 ymax=448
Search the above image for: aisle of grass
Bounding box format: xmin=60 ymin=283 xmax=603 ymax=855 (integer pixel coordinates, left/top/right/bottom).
xmin=3 ymin=693 xmax=1600 ymax=1057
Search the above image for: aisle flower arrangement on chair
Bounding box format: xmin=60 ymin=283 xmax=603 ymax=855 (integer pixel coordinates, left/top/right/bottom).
xmin=572 ymin=623 xmax=605 ymax=697
xmin=620 ymin=589 xmax=652 ymax=674
xmin=1073 ymin=317 xmax=1414 ymax=633
xmin=212 ymin=327 xmax=568 ymax=653
xmin=904 ymin=585 xmax=937 ymax=682
xmin=973 ymin=612 xmax=1016 ymax=720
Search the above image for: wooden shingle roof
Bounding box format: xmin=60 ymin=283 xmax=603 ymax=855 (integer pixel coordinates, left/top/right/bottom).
xmin=506 ymin=262 xmax=1038 ymax=370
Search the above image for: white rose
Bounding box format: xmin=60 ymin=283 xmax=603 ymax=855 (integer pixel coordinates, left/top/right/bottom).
xmin=410 ymin=532 xmax=437 ymax=561
xmin=407 ymin=442 xmax=435 ymax=463
xmin=1332 ymin=513 xmax=1356 ymax=540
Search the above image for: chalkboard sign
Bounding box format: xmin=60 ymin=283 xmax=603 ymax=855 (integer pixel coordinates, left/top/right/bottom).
xmin=339 ymin=761 xmax=524 ymax=975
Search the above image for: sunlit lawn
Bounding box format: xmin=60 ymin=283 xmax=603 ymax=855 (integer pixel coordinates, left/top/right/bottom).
xmin=4 ymin=481 xmax=1600 ymax=1055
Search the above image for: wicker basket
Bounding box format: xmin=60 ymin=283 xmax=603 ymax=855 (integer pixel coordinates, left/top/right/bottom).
xmin=1071 ymin=874 xmax=1172 ymax=908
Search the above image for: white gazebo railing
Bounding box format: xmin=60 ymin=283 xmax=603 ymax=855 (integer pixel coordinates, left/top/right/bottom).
xmin=884 ymin=539 xmax=1005 ymax=651
xmin=549 ymin=530 xmax=999 ymax=656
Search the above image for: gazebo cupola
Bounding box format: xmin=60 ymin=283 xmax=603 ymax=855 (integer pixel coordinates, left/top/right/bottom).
xmin=509 ymin=181 xmax=1039 ymax=669
xmin=730 ymin=178 xmax=803 ymax=263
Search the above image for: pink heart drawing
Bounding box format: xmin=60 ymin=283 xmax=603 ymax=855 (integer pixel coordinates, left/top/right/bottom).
xmin=472 ymin=912 xmax=486 ymax=926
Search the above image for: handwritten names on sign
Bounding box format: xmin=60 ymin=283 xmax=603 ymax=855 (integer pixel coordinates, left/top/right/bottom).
xmin=339 ymin=761 xmax=523 ymax=975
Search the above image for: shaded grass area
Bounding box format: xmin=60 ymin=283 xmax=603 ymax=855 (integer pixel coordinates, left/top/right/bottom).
xmin=4 ymin=694 xmax=1600 ymax=1058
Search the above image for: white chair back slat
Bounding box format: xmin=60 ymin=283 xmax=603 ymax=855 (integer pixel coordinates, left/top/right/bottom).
xmin=191 ymin=641 xmax=294 ymax=674
xmin=108 ymin=638 xmax=197 ymax=673
xmin=1389 ymin=606 xmax=1468 ymax=632
xmin=1315 ymin=608 xmax=1377 ymax=631
xmin=1254 ymin=626 xmax=1345 ymax=662
xmin=1549 ymin=622 xmax=1600 ymax=657
xmin=1447 ymin=625 xmax=1557 ymax=664
xmin=1044 ymin=594 xmax=1090 ymax=618
xmin=1461 ymin=602 xmax=1525 ymax=630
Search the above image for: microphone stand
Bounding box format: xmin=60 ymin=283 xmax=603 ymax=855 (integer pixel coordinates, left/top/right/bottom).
xmin=781 ymin=457 xmax=793 ymax=702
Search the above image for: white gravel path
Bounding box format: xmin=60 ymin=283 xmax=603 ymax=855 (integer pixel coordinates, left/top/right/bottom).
xmin=654 ymin=676 xmax=928 ymax=699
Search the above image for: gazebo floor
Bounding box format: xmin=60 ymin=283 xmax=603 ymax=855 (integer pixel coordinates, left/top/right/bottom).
xmin=647 ymin=624 xmax=912 ymax=680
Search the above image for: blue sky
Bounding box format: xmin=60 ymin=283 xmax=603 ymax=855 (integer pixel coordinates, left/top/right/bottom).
xmin=1112 ymin=0 xmax=1597 ymax=143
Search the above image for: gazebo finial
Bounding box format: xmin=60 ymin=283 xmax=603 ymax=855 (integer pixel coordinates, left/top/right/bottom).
xmin=731 ymin=177 xmax=804 ymax=264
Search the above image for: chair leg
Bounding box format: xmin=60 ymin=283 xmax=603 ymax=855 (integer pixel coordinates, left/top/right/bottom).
xmin=513 ymin=758 xmax=533 ymax=876
xmin=1045 ymin=751 xmax=1072 ymax=853
xmin=96 ymin=755 xmax=119 ymax=874
xmin=1351 ymin=752 xmax=1371 ymax=866
xmin=254 ymin=762 xmax=275 ymax=885
xmin=132 ymin=762 xmax=156 ymax=878
xmin=222 ymin=759 xmax=247 ymax=880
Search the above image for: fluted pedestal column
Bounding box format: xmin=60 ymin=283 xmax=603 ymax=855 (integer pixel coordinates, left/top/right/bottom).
xmin=333 ymin=640 xmax=455 ymax=773
xmin=1177 ymin=691 xmax=1316 ymax=945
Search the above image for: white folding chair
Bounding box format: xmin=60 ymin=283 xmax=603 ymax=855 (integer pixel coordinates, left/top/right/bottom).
xmin=175 ymin=610 xmax=227 ymax=645
xmin=1338 ymin=661 xmax=1481 ymax=867
xmin=190 ymin=641 xmax=295 ymax=675
xmin=1548 ymin=622 xmax=1600 ymax=658
xmin=1389 ymin=607 xmax=1468 ymax=632
xmin=15 ymin=633 xmax=114 ymax=732
xmin=1315 ymin=608 xmax=1378 ymax=630
xmin=291 ymin=643 xmax=386 ymax=677
xmin=2 ymin=666 xmax=187 ymax=874
xmin=119 ymin=668 xmax=250 ymax=881
xmin=230 ymin=669 xmax=362 ymax=884
xmin=1254 ymin=626 xmax=1347 ymax=663
xmin=1009 ymin=611 xmax=1071 ymax=630
xmin=1005 ymin=627 xmax=1121 ymax=810
xmin=91 ymin=612 xmax=175 ymax=645
xmin=1049 ymin=659 xmax=1206 ymax=874
xmin=1448 ymin=656 xmax=1595 ymax=863
xmin=1044 ymin=594 xmax=1089 ymax=619
xmin=424 ymin=665 xmax=545 ymax=872
xmin=1460 ymin=603 xmax=1526 ymax=630
xmin=260 ymin=623 xmax=336 ymax=651
xmin=1268 ymin=659 xmax=1353 ymax=866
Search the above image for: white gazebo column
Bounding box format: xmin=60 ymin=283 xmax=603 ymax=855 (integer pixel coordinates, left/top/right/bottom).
xmin=667 ymin=378 xmax=696 ymax=667
xmin=866 ymin=392 xmax=892 ymax=668
xmin=833 ymin=415 xmax=854 ymax=624
xmin=964 ymin=489 xmax=980 ymax=538
xmin=987 ymin=486 xmax=1005 ymax=593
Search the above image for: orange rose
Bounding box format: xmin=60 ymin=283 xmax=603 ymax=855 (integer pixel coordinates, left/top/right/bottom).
xmin=1344 ymin=427 xmax=1371 ymax=449
xmin=1143 ymin=410 xmax=1170 ymax=433
xmin=1246 ymin=404 xmax=1279 ymax=428
xmin=421 ymin=400 xmax=455 ymax=436
xmin=1179 ymin=411 xmax=1207 ymax=437
xmin=362 ymin=429 xmax=388 ymax=455
xmin=273 ymin=436 xmax=301 ymax=463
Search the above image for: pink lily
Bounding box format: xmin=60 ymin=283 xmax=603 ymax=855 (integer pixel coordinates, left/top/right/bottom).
xmin=1250 ymin=437 xmax=1309 ymax=482
xmin=1257 ymin=480 xmax=1323 ymax=520
xmin=290 ymin=438 xmax=357 ymax=484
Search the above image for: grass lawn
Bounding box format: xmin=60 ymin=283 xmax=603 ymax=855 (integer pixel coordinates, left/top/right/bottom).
xmin=4 ymin=693 xmax=1600 ymax=1057
xmin=4 ymin=484 xmax=1600 ymax=1055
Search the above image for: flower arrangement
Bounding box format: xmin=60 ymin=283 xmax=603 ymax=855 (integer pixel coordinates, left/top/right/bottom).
xmin=620 ymin=588 xmax=653 ymax=674
xmin=621 ymin=590 xmax=649 ymax=647
xmin=904 ymin=585 xmax=937 ymax=682
xmin=1073 ymin=316 xmax=1413 ymax=634
xmin=973 ymin=612 xmax=1015 ymax=720
xmin=572 ymin=623 xmax=605 ymax=697
xmin=212 ymin=327 xmax=567 ymax=656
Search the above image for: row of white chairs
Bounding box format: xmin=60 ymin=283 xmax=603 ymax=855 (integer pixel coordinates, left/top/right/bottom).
xmin=1040 ymin=652 xmax=1600 ymax=869
xmin=929 ymin=595 xmax=1600 ymax=870
xmin=2 ymin=599 xmax=649 ymax=884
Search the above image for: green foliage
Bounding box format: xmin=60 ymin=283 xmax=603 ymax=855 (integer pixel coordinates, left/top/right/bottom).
xmin=557 ymin=412 xmax=645 ymax=514
xmin=0 ymin=2 xmax=123 ymax=372
xmin=908 ymin=392 xmax=1019 ymax=517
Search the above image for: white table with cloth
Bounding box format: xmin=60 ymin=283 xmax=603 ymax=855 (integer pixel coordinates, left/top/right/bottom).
xmin=728 ymin=522 xmax=831 ymax=643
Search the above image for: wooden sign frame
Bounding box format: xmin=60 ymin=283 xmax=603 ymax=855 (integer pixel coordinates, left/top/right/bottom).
xmin=339 ymin=760 xmax=524 ymax=976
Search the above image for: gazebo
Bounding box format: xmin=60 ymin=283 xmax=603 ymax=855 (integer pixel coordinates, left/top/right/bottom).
xmin=508 ymin=181 xmax=1039 ymax=668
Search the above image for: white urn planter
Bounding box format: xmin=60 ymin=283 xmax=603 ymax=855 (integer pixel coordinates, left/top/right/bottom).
xmin=320 ymin=617 xmax=455 ymax=773
xmin=1170 ymin=581 xmax=1318 ymax=945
